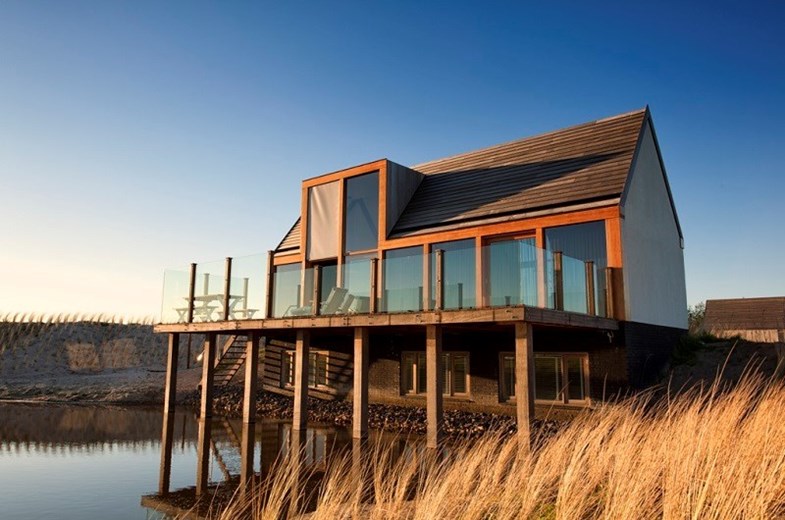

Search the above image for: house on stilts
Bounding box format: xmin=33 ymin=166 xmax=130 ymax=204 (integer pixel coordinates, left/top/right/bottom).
xmin=155 ymin=107 xmax=688 ymax=472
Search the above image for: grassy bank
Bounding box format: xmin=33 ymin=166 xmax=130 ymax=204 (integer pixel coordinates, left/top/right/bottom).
xmin=207 ymin=374 xmax=785 ymax=519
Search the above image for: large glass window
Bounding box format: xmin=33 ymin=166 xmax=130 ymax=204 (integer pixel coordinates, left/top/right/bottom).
xmin=430 ymin=239 xmax=476 ymax=309
xmin=545 ymin=221 xmax=607 ymax=315
xmin=401 ymin=351 xmax=469 ymax=396
xmin=383 ymin=247 xmax=423 ymax=312
xmin=500 ymin=352 xmax=588 ymax=403
xmin=281 ymin=350 xmax=329 ymax=388
xmin=344 ymin=172 xmax=379 ymax=254
xmin=485 ymin=237 xmax=538 ymax=307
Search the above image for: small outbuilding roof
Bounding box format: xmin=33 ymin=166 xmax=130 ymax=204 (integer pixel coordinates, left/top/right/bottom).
xmin=704 ymin=297 xmax=785 ymax=331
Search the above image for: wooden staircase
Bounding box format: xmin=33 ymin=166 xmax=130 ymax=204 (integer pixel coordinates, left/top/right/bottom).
xmin=213 ymin=334 xmax=252 ymax=387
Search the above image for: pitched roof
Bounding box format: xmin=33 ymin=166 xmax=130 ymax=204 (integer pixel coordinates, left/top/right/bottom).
xmin=275 ymin=108 xmax=651 ymax=252
xmin=275 ymin=218 xmax=301 ymax=254
xmin=704 ymin=297 xmax=785 ymax=331
xmin=391 ymin=108 xmax=646 ymax=235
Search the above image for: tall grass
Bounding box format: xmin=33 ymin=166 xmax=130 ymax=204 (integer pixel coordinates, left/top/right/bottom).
xmin=210 ymin=375 xmax=785 ymax=519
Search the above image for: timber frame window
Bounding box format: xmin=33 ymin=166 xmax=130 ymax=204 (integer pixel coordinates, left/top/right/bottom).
xmin=499 ymin=352 xmax=589 ymax=404
xmin=281 ymin=350 xmax=330 ymax=389
xmin=401 ymin=351 xmax=470 ymax=397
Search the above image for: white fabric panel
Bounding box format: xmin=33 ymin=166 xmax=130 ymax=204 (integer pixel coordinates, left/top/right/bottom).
xmin=307 ymin=181 xmax=340 ymax=261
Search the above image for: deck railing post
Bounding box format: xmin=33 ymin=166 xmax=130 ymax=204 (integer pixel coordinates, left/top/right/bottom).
xmin=187 ymin=263 xmax=197 ymax=324
xmin=553 ymin=251 xmax=564 ymax=311
xmin=265 ymin=251 xmax=275 ymax=319
xmin=223 ymin=257 xmax=232 ymax=321
xmin=312 ymin=265 xmax=322 ymax=316
xmin=585 ymin=260 xmax=596 ymax=316
xmin=369 ymin=258 xmax=378 ymax=314
xmin=605 ymin=267 xmax=615 ymax=318
xmin=435 ymin=249 xmax=444 ymax=311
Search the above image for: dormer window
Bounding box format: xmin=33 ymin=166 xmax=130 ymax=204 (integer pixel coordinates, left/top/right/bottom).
xmin=344 ymin=171 xmax=379 ymax=255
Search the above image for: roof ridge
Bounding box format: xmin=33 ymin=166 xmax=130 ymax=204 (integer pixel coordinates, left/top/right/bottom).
xmin=412 ymin=107 xmax=647 ymax=172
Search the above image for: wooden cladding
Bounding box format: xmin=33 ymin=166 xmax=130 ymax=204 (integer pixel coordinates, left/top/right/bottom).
xmin=262 ymin=342 xmax=353 ymax=400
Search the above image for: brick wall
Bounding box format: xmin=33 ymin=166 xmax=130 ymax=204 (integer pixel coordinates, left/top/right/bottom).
xmin=621 ymin=320 xmax=685 ymax=388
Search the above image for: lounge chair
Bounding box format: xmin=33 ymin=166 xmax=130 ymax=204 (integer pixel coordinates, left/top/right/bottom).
xmin=284 ymin=287 xmax=349 ymax=317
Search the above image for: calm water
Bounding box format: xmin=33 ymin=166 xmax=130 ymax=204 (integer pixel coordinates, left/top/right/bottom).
xmin=0 ymin=402 xmax=367 ymax=520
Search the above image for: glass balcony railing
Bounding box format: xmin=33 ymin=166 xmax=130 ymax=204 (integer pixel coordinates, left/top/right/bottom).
xmin=160 ymin=267 xmax=191 ymax=324
xmin=160 ymin=244 xmax=612 ymax=324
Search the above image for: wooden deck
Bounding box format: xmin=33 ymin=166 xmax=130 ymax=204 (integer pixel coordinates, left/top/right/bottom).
xmin=154 ymin=305 xmax=618 ymax=334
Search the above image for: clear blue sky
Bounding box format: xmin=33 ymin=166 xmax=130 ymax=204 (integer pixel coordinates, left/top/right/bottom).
xmin=1 ymin=1 xmax=783 ymax=317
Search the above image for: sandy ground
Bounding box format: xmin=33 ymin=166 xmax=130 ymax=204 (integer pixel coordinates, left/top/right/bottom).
xmin=0 ymin=322 xmax=206 ymax=404
xmin=1 ymin=322 xmax=782 ymax=405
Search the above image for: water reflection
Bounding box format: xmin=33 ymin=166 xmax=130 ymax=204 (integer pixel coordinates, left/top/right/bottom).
xmin=0 ymin=403 xmax=426 ymax=519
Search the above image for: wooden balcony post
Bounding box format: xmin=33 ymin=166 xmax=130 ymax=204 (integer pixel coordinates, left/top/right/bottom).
xmin=187 ymin=263 xmax=197 ymax=324
xmin=585 ymin=260 xmax=596 ymax=316
xmin=553 ymin=251 xmax=564 ymax=311
xmin=605 ymin=267 xmax=615 ymax=318
xmin=435 ymin=249 xmax=444 ymax=311
xmin=426 ymin=325 xmax=443 ymax=448
xmin=223 ymin=257 xmax=232 ymax=321
xmin=265 ymin=250 xmax=275 ymax=319
xmin=312 ymin=265 xmax=322 ymax=316
xmin=369 ymin=258 xmax=378 ymax=314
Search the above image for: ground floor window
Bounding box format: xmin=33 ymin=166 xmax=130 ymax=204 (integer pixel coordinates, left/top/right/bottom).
xmin=401 ymin=351 xmax=469 ymax=396
xmin=500 ymin=352 xmax=588 ymax=404
xmin=281 ymin=350 xmax=329 ymax=389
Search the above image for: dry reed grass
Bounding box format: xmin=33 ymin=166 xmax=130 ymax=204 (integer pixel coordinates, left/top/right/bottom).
xmin=207 ymin=374 xmax=785 ymax=520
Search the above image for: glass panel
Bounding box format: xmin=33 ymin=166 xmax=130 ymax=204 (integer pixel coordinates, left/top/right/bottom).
xmin=430 ymin=239 xmax=476 ymax=310
xmin=442 ymin=353 xmax=450 ymax=396
xmin=545 ymin=221 xmax=607 ymax=313
xmin=344 ymin=172 xmax=379 ymax=254
xmin=228 ymin=254 xmax=267 ymax=320
xmin=314 ymin=263 xmax=341 ymax=316
xmin=308 ymin=352 xmax=316 ymax=387
xmin=342 ymin=255 xmax=373 ymax=314
xmin=160 ymin=267 xmax=190 ymax=324
xmin=272 ymin=263 xmax=304 ymax=318
xmin=281 ymin=352 xmax=293 ymax=386
xmin=382 ymin=247 xmax=423 ymax=312
xmin=502 ymin=355 xmax=515 ymax=399
xmin=534 ymin=355 xmax=561 ymax=401
xmin=194 ymin=259 xmax=225 ymax=322
xmin=562 ymin=254 xmax=588 ymax=314
xmin=452 ymin=354 xmax=467 ymax=394
xmin=417 ymin=352 xmax=427 ymax=394
xmin=317 ymin=353 xmax=328 ymax=386
xmin=566 ymin=357 xmax=585 ymax=401
xmin=401 ymin=353 xmax=414 ymax=393
xmin=485 ymin=238 xmax=538 ymax=307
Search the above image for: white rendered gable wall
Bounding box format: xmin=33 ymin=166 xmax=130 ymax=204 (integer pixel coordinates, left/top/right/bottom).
xmin=621 ymin=121 xmax=688 ymax=329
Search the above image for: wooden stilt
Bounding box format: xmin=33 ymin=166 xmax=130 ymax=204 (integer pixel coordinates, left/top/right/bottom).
xmin=163 ymin=333 xmax=179 ymax=415
xmin=158 ymin=333 xmax=179 ymax=495
xmin=240 ymin=422 xmax=255 ymax=491
xmin=353 ymin=327 xmax=369 ymax=439
xmin=426 ymin=325 xmax=443 ymax=448
xmin=293 ymin=330 xmax=310 ymax=431
xmin=243 ymin=332 xmax=260 ymax=424
xmin=158 ymin=410 xmax=175 ymax=495
xmin=195 ymin=418 xmax=212 ymax=496
xmin=515 ymin=322 xmax=535 ymax=444
xmin=201 ymin=333 xmax=216 ymax=419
